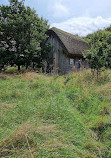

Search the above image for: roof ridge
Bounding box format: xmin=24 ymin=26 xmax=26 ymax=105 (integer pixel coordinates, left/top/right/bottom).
xmin=50 ymin=27 xmax=86 ymax=42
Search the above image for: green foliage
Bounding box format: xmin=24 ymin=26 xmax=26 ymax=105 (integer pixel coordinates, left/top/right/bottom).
xmin=85 ymin=30 xmax=111 ymax=75
xmin=0 ymin=0 xmax=50 ymax=71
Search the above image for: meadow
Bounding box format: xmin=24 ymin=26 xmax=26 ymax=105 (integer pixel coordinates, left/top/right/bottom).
xmin=0 ymin=69 xmax=111 ymax=158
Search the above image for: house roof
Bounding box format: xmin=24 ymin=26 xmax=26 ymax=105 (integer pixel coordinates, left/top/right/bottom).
xmin=46 ymin=27 xmax=90 ymax=57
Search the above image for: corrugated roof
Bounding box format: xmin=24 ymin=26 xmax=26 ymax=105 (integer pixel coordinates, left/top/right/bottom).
xmin=46 ymin=27 xmax=90 ymax=57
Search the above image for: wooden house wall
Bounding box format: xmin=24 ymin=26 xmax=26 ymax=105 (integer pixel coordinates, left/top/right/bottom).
xmin=46 ymin=35 xmax=73 ymax=74
xmin=58 ymin=50 xmax=73 ymax=74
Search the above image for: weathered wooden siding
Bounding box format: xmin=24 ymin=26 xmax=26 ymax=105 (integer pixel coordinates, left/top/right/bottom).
xmin=46 ymin=35 xmax=61 ymax=74
xmin=46 ymin=35 xmax=72 ymax=74
xmin=58 ymin=50 xmax=72 ymax=74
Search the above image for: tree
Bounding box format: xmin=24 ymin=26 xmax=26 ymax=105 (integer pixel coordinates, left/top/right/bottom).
xmin=0 ymin=0 xmax=49 ymax=71
xmin=84 ymin=30 xmax=111 ymax=77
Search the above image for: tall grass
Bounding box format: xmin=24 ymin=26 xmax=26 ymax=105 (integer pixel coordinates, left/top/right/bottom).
xmin=0 ymin=70 xmax=111 ymax=157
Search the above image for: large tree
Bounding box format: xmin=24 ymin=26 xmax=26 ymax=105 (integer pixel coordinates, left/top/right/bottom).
xmin=0 ymin=0 xmax=49 ymax=70
xmin=84 ymin=30 xmax=111 ymax=76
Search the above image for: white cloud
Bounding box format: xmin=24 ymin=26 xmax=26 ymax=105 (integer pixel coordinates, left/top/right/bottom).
xmin=51 ymin=1 xmax=69 ymax=19
xmin=51 ymin=16 xmax=111 ymax=36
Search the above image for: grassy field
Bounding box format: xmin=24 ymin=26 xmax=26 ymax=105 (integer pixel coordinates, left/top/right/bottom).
xmin=0 ymin=69 xmax=111 ymax=158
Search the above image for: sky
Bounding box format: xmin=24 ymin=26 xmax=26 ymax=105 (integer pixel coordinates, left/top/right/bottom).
xmin=0 ymin=0 xmax=111 ymax=36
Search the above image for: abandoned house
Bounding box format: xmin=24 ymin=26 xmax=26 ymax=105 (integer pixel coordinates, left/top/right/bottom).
xmin=45 ymin=27 xmax=90 ymax=75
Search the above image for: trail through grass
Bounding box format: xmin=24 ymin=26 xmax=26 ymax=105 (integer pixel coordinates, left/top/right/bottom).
xmin=0 ymin=70 xmax=111 ymax=158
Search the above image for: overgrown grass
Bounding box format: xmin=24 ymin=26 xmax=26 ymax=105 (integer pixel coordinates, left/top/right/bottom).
xmin=0 ymin=70 xmax=111 ymax=157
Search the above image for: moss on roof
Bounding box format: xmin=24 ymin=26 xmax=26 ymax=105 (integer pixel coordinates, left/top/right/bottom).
xmin=46 ymin=27 xmax=90 ymax=56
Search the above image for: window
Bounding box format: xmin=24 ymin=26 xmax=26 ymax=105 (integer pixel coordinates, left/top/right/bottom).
xmin=70 ymin=59 xmax=73 ymax=65
xmin=70 ymin=59 xmax=75 ymax=65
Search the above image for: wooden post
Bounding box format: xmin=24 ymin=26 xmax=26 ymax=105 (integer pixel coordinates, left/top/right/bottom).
xmin=53 ymin=52 xmax=58 ymax=74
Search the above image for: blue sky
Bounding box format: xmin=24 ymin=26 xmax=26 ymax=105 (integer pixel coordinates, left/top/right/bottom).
xmin=0 ymin=0 xmax=111 ymax=36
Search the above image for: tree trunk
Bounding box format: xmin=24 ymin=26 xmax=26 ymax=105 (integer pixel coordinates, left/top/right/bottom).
xmin=26 ymin=65 xmax=28 ymax=70
xmin=33 ymin=62 xmax=35 ymax=69
xmin=18 ymin=65 xmax=20 ymax=71
xmin=97 ymin=69 xmax=99 ymax=80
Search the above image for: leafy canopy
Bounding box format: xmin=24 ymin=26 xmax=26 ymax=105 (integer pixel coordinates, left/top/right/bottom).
xmin=0 ymin=0 xmax=50 ymax=70
xmin=85 ymin=29 xmax=111 ymax=72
